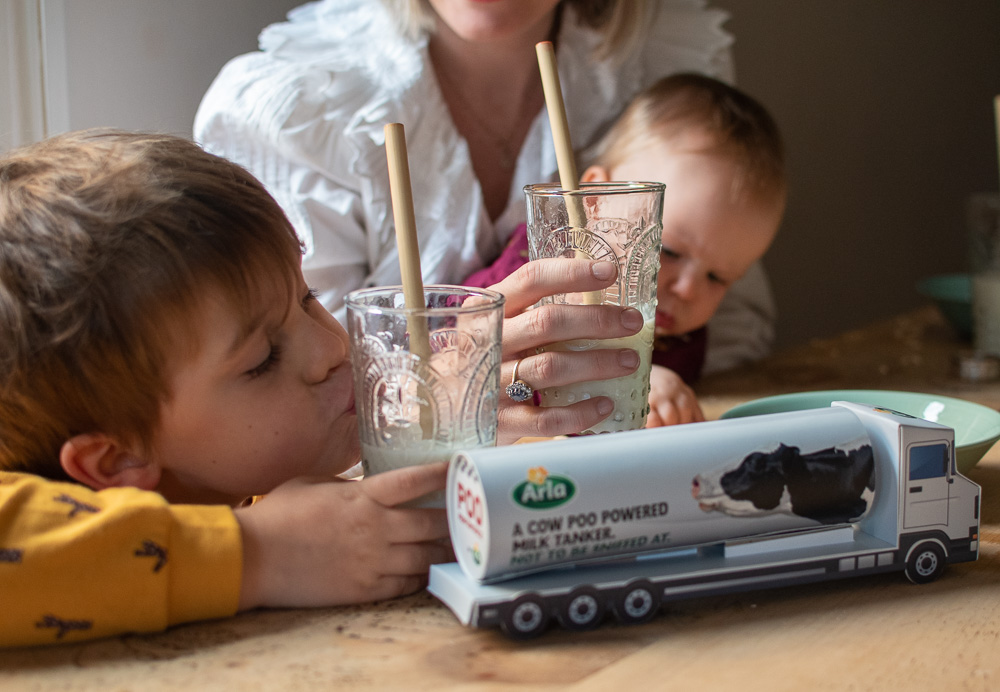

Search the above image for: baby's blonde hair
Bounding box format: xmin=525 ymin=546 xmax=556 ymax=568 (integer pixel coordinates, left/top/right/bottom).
xmin=0 ymin=130 xmax=302 ymax=480
xmin=590 ymin=73 xmax=786 ymax=206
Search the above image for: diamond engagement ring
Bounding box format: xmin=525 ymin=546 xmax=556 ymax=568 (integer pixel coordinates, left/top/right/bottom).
xmin=505 ymin=358 xmax=533 ymax=402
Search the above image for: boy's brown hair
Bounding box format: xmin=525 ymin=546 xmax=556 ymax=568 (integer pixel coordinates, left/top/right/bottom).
xmin=0 ymin=130 xmax=302 ymax=480
xmin=589 ymin=72 xmax=786 ymax=206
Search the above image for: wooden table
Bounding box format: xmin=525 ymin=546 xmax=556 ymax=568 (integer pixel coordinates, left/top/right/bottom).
xmin=3 ymin=307 xmax=999 ymax=691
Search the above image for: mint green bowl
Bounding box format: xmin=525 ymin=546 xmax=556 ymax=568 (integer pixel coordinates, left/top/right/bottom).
xmin=721 ymin=389 xmax=1000 ymax=475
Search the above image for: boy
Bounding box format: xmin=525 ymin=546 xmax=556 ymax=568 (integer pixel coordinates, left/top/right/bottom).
xmin=0 ymin=129 xmax=449 ymax=646
xmin=0 ymin=130 xmax=642 ymax=646
xmin=466 ymin=73 xmax=787 ymax=427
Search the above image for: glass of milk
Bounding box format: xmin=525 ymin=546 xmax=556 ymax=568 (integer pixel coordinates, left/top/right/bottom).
xmin=969 ymin=193 xmax=1000 ymax=356
xmin=345 ymin=286 xmax=505 ymax=505
xmin=525 ymin=182 xmax=664 ymax=433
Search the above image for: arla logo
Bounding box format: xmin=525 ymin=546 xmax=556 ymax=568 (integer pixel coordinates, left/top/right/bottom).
xmin=513 ymin=466 xmax=575 ymax=509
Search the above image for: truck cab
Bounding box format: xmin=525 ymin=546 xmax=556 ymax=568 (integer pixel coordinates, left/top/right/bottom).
xmin=830 ymin=401 xmax=980 ymax=583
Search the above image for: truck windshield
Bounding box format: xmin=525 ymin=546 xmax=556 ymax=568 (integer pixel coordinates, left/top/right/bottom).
xmin=909 ymin=443 xmax=949 ymax=480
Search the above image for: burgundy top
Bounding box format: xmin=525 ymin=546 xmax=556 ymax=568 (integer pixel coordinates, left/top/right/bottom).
xmin=463 ymin=223 xmax=706 ymax=384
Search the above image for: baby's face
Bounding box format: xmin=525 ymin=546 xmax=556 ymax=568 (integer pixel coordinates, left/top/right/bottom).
xmin=600 ymin=138 xmax=782 ymax=338
xmin=148 ymin=267 xmax=358 ymax=504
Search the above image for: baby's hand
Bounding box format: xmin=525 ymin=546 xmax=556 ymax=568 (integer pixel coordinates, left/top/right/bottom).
xmin=235 ymin=463 xmax=451 ymax=611
xmin=646 ymin=364 xmax=705 ymax=428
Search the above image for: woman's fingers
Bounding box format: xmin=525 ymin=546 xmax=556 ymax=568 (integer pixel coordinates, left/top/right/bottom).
xmin=490 ymin=258 xmax=619 ymax=315
xmin=489 ymin=256 xmax=651 ymax=442
xmin=497 ymin=397 xmax=615 ymax=444
xmin=502 ymin=302 xmax=644 ymax=357
xmin=502 ymin=347 xmax=640 ymax=392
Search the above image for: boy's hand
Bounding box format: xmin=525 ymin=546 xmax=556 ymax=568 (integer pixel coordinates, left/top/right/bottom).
xmin=235 ymin=463 xmax=451 ymax=611
xmin=645 ymin=365 xmax=705 ymax=428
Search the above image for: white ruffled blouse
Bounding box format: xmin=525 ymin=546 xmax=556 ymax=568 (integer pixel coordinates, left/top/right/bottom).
xmin=195 ymin=0 xmax=774 ymax=372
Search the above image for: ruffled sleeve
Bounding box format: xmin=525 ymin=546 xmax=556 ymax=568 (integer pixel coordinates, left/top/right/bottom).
xmin=195 ymin=0 xmax=488 ymax=320
xmin=638 ymin=0 xmax=734 ymax=82
xmin=558 ymin=0 xmax=734 ymax=154
xmin=196 ymin=0 xmax=418 ymax=315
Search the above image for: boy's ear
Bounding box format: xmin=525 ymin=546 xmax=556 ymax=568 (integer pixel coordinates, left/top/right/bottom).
xmin=60 ymin=433 xmax=161 ymax=491
xmin=581 ymin=164 xmax=611 ymax=183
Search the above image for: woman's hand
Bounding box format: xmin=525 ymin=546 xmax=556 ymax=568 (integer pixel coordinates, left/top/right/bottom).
xmin=489 ymin=259 xmax=644 ymax=443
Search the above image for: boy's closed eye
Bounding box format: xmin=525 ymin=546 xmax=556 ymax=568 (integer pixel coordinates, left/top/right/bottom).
xmin=244 ymin=286 xmax=320 ymax=379
xmin=247 ymin=344 xmax=282 ymax=379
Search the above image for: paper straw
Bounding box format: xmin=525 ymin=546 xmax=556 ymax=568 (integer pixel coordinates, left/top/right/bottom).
xmin=384 ymin=123 xmax=433 ymax=436
xmin=536 ymin=41 xmax=580 ymax=194
xmin=536 ymin=41 xmax=602 ymax=305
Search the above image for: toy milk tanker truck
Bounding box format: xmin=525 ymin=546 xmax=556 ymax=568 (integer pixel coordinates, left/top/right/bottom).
xmin=428 ymin=401 xmax=981 ymax=638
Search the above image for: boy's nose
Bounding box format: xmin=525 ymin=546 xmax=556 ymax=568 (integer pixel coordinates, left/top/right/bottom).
xmin=306 ymin=323 xmax=349 ymax=384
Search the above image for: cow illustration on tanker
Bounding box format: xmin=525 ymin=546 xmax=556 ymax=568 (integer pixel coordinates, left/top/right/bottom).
xmin=428 ymin=401 xmax=981 ymax=638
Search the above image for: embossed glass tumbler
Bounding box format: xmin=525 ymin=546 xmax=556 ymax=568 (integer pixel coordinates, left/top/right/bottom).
xmin=525 ymin=181 xmax=664 ymax=433
xmin=346 ymin=285 xmax=505 ymax=490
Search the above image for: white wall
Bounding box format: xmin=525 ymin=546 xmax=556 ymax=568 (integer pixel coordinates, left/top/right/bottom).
xmin=1 ymin=0 xmax=46 ymax=149
xmin=1 ymin=0 xmax=298 ymax=150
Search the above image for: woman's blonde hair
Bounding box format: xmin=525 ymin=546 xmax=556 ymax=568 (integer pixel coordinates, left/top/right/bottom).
xmin=0 ymin=130 xmax=302 ymax=480
xmin=381 ymin=0 xmax=648 ymax=60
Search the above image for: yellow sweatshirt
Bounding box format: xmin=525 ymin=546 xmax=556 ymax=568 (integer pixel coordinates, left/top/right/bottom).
xmin=0 ymin=471 xmax=241 ymax=647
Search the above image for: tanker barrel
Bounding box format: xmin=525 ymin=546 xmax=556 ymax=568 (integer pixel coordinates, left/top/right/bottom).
xmin=448 ymin=406 xmax=877 ymax=583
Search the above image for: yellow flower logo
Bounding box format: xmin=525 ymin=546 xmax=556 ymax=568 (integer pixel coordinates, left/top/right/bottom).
xmin=527 ymin=466 xmax=548 ymax=485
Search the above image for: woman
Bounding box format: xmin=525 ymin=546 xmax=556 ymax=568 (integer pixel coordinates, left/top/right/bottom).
xmin=195 ymin=0 xmax=773 ymax=396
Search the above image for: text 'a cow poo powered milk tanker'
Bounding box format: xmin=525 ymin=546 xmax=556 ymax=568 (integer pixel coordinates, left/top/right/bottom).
xmin=448 ymin=407 xmax=876 ymax=582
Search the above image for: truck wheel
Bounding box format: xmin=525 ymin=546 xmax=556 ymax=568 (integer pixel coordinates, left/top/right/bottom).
xmin=905 ymin=541 xmax=946 ymax=584
xmin=613 ymin=580 xmax=660 ymax=625
xmin=501 ymin=594 xmax=549 ymax=639
xmin=559 ymin=587 xmax=605 ymax=631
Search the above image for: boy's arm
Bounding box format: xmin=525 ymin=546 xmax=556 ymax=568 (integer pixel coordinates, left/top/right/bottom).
xmin=0 ymin=464 xmax=450 ymax=648
xmin=0 ymin=471 xmax=241 ymax=647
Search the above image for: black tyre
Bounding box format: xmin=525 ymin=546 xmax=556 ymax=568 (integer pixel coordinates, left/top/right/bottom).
xmin=501 ymin=594 xmax=549 ymax=639
xmin=613 ymin=580 xmax=660 ymax=625
xmin=559 ymin=587 xmax=605 ymax=631
xmin=905 ymin=541 xmax=946 ymax=584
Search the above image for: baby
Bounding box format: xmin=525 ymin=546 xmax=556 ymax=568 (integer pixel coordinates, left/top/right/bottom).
xmin=466 ymin=73 xmax=786 ymax=426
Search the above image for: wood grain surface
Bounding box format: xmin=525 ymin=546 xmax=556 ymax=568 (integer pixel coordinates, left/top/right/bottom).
xmin=3 ymin=307 xmax=997 ymax=691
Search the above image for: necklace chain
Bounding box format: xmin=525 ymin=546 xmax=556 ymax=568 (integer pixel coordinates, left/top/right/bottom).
xmin=434 ymin=65 xmax=530 ymax=171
